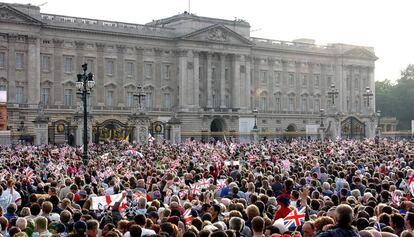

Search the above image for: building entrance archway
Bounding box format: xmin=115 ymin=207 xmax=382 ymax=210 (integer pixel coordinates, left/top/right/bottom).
xmin=210 ymin=118 xmax=226 ymax=141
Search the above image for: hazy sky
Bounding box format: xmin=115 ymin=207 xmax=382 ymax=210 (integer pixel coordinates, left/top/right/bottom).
xmin=4 ymin=0 xmax=414 ymax=82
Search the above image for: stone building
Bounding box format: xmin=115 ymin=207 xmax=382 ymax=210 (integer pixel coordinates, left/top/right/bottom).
xmin=0 ymin=2 xmax=378 ymax=144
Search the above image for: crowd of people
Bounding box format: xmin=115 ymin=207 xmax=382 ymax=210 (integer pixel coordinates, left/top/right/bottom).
xmin=0 ymin=138 xmax=414 ymax=237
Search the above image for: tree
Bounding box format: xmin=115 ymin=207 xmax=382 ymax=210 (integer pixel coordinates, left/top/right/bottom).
xmin=376 ymin=64 xmax=414 ymax=130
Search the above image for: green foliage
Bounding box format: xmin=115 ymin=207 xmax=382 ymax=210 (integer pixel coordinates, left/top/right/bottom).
xmin=376 ymin=64 xmax=414 ymax=130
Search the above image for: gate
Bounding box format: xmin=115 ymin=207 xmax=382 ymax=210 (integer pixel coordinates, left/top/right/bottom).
xmin=341 ymin=116 xmax=365 ymax=139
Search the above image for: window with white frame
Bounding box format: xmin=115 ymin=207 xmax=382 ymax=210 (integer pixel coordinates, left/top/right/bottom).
xmin=41 ymin=88 xmax=50 ymax=105
xmin=274 ymin=71 xmax=281 ymax=85
xmin=163 ymin=64 xmax=171 ymax=80
xmin=288 ymin=95 xmax=295 ymax=112
xmin=260 ymin=70 xmax=267 ymax=84
xmin=289 ymin=73 xmax=295 ymax=87
xmin=259 ymin=94 xmax=267 ymax=111
xmin=86 ymin=58 xmax=94 ymax=72
xmin=106 ymin=90 xmax=114 ymax=107
xmin=16 ymin=86 xmax=24 ymax=103
xmin=126 ymin=61 xmax=134 ymax=77
xmin=275 ymin=96 xmax=281 ymax=111
xmin=145 ymin=91 xmax=153 ymax=109
xmin=106 ymin=59 xmax=115 ymax=75
xmin=302 ymin=74 xmax=307 ymax=87
xmin=126 ymin=92 xmax=134 ymax=107
xmin=64 ymin=56 xmax=73 ymax=73
xmin=314 ymin=75 xmax=320 ymax=88
xmin=301 ymin=96 xmax=308 ymax=112
xmin=0 ymin=52 xmax=5 ymax=68
xmin=64 ymin=89 xmax=73 ymax=106
xmin=314 ymin=97 xmax=320 ymax=112
xmin=41 ymin=55 xmax=51 ymax=72
xmin=225 ymin=94 xmax=231 ymax=108
xmin=15 ymin=53 xmax=24 ymax=69
xmin=163 ymin=92 xmax=171 ymax=109
xmin=145 ymin=63 xmax=153 ymax=79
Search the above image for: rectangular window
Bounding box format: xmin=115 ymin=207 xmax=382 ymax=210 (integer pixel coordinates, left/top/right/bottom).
xmin=16 ymin=86 xmax=24 ymax=103
xmin=41 ymin=55 xmax=51 ymax=72
xmin=314 ymin=75 xmax=320 ymax=88
xmin=106 ymin=59 xmax=115 ymax=75
xmin=301 ymin=97 xmax=307 ymax=112
xmin=15 ymin=53 xmax=24 ymax=69
xmin=0 ymin=85 xmax=6 ymax=91
xmin=86 ymin=58 xmax=94 ymax=72
xmin=41 ymin=88 xmax=50 ymax=105
xmin=145 ymin=92 xmax=153 ymax=109
xmin=163 ymin=93 xmax=171 ymax=109
xmin=64 ymin=89 xmax=73 ymax=106
xmin=288 ymin=97 xmax=294 ymax=111
xmin=225 ymin=94 xmax=231 ymax=108
xmin=64 ymin=56 xmax=73 ymax=73
xmin=302 ymin=74 xmax=307 ymax=86
xmin=126 ymin=92 xmax=134 ymax=107
xmin=145 ymin=63 xmax=153 ymax=79
xmin=126 ymin=62 xmax=134 ymax=77
xmin=260 ymin=70 xmax=267 ymax=84
xmin=163 ymin=64 xmax=171 ymax=80
xmin=327 ymin=76 xmax=332 ymax=88
xmin=274 ymin=71 xmax=281 ymax=85
xmin=275 ymin=97 xmax=281 ymax=111
xmin=106 ymin=90 xmax=114 ymax=107
xmin=314 ymin=98 xmax=320 ymax=112
xmin=289 ymin=73 xmax=295 ymax=87
xmin=0 ymin=52 xmax=5 ymax=68
xmin=260 ymin=96 xmax=267 ymax=111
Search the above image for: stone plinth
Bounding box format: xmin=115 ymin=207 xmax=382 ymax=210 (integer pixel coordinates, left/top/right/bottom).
xmin=33 ymin=116 xmax=48 ymax=145
xmin=128 ymin=112 xmax=151 ymax=145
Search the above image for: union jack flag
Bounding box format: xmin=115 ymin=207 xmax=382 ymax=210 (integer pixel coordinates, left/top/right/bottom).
xmin=216 ymin=179 xmax=226 ymax=190
xmin=183 ymin=208 xmax=193 ymax=225
xmin=284 ymin=207 xmax=306 ymax=229
xmin=190 ymin=183 xmax=201 ymax=195
xmin=198 ymin=178 xmax=210 ymax=189
xmin=24 ymin=167 xmax=34 ymax=184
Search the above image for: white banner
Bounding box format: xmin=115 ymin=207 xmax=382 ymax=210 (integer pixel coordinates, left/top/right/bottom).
xmin=91 ymin=193 xmax=125 ymax=210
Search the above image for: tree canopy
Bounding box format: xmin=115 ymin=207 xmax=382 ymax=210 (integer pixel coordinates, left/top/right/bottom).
xmin=376 ymin=64 xmax=414 ymax=130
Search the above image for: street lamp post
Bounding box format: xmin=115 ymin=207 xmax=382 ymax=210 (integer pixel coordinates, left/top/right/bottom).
xmin=327 ymin=83 xmax=339 ymax=105
xmin=363 ymin=86 xmax=374 ymax=107
xmin=253 ymin=108 xmax=258 ymax=130
xmin=319 ymin=108 xmax=325 ymax=127
xmin=76 ymin=63 xmax=95 ymax=165
xmin=133 ymin=84 xmax=146 ymax=114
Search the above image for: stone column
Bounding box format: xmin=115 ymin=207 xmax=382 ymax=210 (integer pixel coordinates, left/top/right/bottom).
xmin=27 ymin=36 xmax=40 ymax=104
xmin=116 ymin=45 xmax=126 ymax=106
xmin=75 ymin=41 xmax=85 ymax=73
xmin=193 ymin=51 xmax=200 ymax=109
xmin=53 ymin=39 xmax=64 ymax=105
xmin=7 ymin=34 xmax=16 ymax=103
xmin=135 ymin=47 xmax=144 ymax=85
xmin=206 ymin=52 xmax=213 ymax=108
xmin=369 ymin=67 xmax=375 ymax=111
xmin=33 ymin=117 xmax=48 ymax=145
xmin=232 ymin=54 xmax=241 ymax=109
xmin=245 ymin=56 xmax=252 ymax=110
xmin=220 ymin=53 xmax=226 ymax=108
xmin=177 ymin=50 xmax=188 ymax=110
xmin=96 ymin=43 xmax=105 ymax=106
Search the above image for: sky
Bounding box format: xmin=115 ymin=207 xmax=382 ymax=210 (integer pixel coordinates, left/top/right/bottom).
xmin=3 ymin=0 xmax=414 ymax=82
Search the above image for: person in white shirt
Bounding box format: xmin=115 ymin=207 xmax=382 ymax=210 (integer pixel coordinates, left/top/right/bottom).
xmin=0 ymin=180 xmax=21 ymax=212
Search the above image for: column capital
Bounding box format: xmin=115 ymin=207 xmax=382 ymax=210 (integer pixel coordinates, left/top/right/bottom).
xmin=174 ymin=49 xmax=188 ymax=57
xmin=75 ymin=41 xmax=85 ymax=50
xmin=153 ymin=47 xmax=164 ymax=56
xmin=27 ymin=35 xmax=38 ymax=44
xmin=96 ymin=43 xmax=105 ymax=52
xmin=116 ymin=44 xmax=126 ymax=54
xmin=52 ymin=38 xmax=64 ymax=48
xmin=7 ymin=33 xmax=18 ymax=42
xmin=135 ymin=46 xmax=145 ymax=54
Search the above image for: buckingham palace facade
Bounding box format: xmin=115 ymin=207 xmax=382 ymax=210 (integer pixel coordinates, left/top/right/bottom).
xmin=0 ymin=3 xmax=378 ymax=144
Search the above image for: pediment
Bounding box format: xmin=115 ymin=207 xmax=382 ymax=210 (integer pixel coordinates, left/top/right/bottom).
xmin=178 ymin=24 xmax=252 ymax=46
xmin=343 ymin=48 xmax=378 ymax=60
xmin=0 ymin=5 xmax=43 ymax=25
